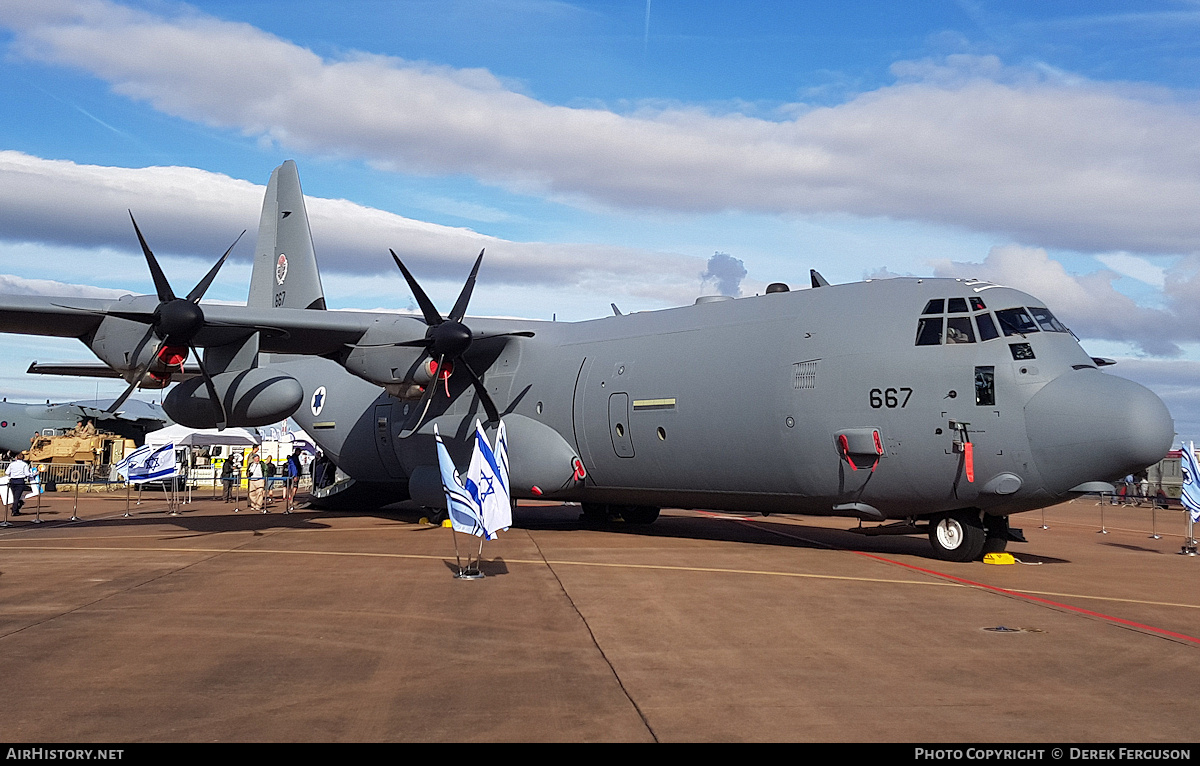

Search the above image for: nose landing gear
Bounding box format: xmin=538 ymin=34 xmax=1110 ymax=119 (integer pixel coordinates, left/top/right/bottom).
xmin=929 ymin=509 xmax=985 ymax=562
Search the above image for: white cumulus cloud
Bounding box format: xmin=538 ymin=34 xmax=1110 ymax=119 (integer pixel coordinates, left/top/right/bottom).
xmin=3 ymin=1 xmax=1200 ymax=254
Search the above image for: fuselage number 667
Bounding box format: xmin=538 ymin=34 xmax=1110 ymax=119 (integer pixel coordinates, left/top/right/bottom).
xmin=870 ymin=387 xmax=913 ymax=408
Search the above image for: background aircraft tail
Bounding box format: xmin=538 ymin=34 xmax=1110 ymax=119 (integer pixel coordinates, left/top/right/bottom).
xmin=247 ymin=160 xmax=327 ymax=311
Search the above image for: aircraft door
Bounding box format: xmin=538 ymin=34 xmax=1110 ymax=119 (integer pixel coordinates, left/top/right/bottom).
xmin=373 ymin=403 xmax=406 ymax=479
xmin=608 ymin=393 xmax=635 ymax=458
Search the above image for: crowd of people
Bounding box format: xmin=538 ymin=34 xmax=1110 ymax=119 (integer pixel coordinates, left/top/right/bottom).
xmin=220 ymin=446 xmax=312 ymax=512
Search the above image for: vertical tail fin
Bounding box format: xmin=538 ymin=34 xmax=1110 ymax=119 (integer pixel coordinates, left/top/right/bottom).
xmin=247 ymin=160 xmax=327 ymax=311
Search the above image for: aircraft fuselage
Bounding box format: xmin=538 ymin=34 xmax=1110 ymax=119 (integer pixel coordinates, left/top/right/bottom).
xmin=280 ymin=276 xmax=1172 ymax=522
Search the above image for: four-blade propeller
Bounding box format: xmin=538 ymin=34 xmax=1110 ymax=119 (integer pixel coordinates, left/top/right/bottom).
xmin=105 ymin=213 xmax=244 ymax=429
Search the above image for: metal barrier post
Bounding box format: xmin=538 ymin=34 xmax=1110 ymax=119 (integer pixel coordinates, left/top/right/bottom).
xmin=70 ymin=469 xmax=81 ymax=521
xmin=32 ymin=473 xmax=43 ymax=524
xmin=1 ymin=477 xmax=11 ymax=528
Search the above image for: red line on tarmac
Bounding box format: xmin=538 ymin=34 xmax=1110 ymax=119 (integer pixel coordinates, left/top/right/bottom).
xmin=851 ymin=549 xmax=1200 ymax=646
xmin=734 ymin=518 xmax=1200 ymax=646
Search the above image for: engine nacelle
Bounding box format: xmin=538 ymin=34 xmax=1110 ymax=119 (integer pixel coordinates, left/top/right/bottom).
xmin=164 ymin=368 xmax=303 ymax=428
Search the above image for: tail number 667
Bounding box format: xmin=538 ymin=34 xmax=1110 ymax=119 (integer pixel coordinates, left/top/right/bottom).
xmin=869 ymin=387 xmax=912 ymax=408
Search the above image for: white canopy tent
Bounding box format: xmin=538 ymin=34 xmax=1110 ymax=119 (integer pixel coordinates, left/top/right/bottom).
xmin=143 ymin=424 xmax=260 ymax=448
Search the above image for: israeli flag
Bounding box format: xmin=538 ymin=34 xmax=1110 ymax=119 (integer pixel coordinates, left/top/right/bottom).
xmin=434 ymin=425 xmax=486 ymax=538
xmin=114 ymin=444 xmax=152 ymax=481
xmin=468 ymin=420 xmax=511 ymax=540
xmin=1180 ymin=441 xmax=1200 ymax=524
xmin=120 ymin=443 xmax=178 ymax=484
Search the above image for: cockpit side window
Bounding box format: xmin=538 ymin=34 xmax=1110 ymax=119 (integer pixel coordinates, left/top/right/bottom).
xmin=922 ymin=299 xmax=945 ymax=315
xmin=947 ymin=298 xmax=969 ymax=313
xmin=1028 ymin=307 xmax=1069 ymax=333
xmin=995 ymin=308 xmax=1040 ymax=336
xmin=915 ymin=317 xmax=943 ymax=346
xmin=969 ymin=297 xmax=986 ymax=311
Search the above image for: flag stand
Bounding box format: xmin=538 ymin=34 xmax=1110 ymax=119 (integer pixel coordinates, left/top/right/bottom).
xmin=450 ymin=525 xmax=484 ymax=579
xmin=1180 ymin=515 xmax=1197 ymax=556
xmin=436 ymin=421 xmax=510 ymax=580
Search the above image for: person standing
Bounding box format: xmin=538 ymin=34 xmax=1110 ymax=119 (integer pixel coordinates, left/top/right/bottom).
xmin=220 ymin=458 xmax=236 ymax=503
xmin=248 ymin=454 xmax=266 ymax=512
xmin=285 ymin=448 xmax=302 ymax=512
xmin=5 ymin=451 xmax=34 ymax=515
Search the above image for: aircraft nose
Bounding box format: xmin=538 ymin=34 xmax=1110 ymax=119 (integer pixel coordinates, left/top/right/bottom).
xmin=1024 ymin=371 xmax=1174 ymax=494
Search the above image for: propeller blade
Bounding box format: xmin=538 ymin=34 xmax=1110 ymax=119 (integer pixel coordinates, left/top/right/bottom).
xmin=346 ymin=338 xmax=431 ymax=349
xmin=390 ymin=250 xmax=443 ymax=327
xmin=129 ymin=212 xmax=176 ymax=303
xmin=399 ymin=353 xmax=443 ymax=438
xmin=186 ymin=230 xmax=246 ymax=303
xmin=346 ymin=331 xmax=529 ymax=350
xmin=460 ymin=358 xmax=500 ymax=424
xmin=471 ymin=330 xmax=535 ymax=342
xmin=448 ymin=249 xmax=484 ymax=323
xmin=190 ymin=345 xmax=227 ymax=430
xmin=106 ymin=331 xmax=164 ymax=414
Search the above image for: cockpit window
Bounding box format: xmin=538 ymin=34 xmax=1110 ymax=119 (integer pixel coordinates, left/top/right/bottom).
xmin=947 ymin=298 xmax=969 ymax=313
xmin=915 ymin=317 xmax=943 ymax=346
xmin=969 ymin=297 xmax=987 ymax=311
xmin=945 ymin=316 xmax=976 ymax=344
xmin=976 ymin=313 xmax=999 ymax=341
xmin=995 ymin=308 xmax=1040 ymax=336
xmin=1028 ymin=307 xmax=1069 ymax=333
xmin=922 ymin=299 xmax=944 ymax=315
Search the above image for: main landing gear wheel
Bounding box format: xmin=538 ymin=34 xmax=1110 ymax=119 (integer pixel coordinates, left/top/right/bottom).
xmin=580 ymin=502 xmax=610 ymax=525
xmin=618 ymin=505 xmax=660 ymax=525
xmin=929 ymin=510 xmax=986 ymax=562
xmin=982 ymin=515 xmax=1010 ymax=555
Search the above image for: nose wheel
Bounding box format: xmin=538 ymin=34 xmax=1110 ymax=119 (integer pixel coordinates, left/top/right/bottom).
xmin=929 ymin=509 xmax=986 ymax=561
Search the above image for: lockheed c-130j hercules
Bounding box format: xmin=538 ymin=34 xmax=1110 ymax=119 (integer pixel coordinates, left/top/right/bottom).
xmin=0 ymin=161 xmax=1174 ymax=562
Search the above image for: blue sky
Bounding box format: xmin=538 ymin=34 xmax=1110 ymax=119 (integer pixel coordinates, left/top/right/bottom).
xmin=0 ymin=0 xmax=1198 ymax=437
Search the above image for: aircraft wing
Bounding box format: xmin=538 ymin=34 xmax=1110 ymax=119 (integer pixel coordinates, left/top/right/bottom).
xmin=0 ymin=295 xmax=405 ymax=356
xmin=0 ymin=295 xmax=113 ymax=338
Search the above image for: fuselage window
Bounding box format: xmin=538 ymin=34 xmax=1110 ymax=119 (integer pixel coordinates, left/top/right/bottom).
xmin=976 ymin=313 xmax=999 ymax=341
xmin=945 ymin=316 xmax=976 ymax=344
xmin=1028 ymin=307 xmax=1069 ymax=333
xmin=922 ymin=299 xmax=945 ymax=315
xmin=995 ymin=308 xmax=1040 ymax=336
xmin=947 ymin=298 xmax=969 ymax=313
xmin=975 ymin=366 xmax=995 ymax=406
xmin=969 ymin=297 xmax=987 ymax=311
xmin=915 ymin=317 xmax=943 ymax=346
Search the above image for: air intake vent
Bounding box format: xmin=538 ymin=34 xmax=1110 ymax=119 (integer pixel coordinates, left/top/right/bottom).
xmin=793 ymin=359 xmax=819 ymax=390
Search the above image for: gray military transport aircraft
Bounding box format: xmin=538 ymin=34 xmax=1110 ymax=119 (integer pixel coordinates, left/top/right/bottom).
xmin=0 ymin=396 xmax=168 ymax=454
xmin=0 ymin=162 xmax=1175 ymax=561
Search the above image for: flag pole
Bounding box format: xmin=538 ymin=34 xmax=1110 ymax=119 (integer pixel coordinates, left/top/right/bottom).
xmin=1179 ymin=441 xmax=1199 ymax=556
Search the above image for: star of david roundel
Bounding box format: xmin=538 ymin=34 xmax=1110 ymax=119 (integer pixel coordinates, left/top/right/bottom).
xmin=276 ymin=253 xmax=288 ymax=285
xmin=310 ymin=386 xmax=327 ymax=417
